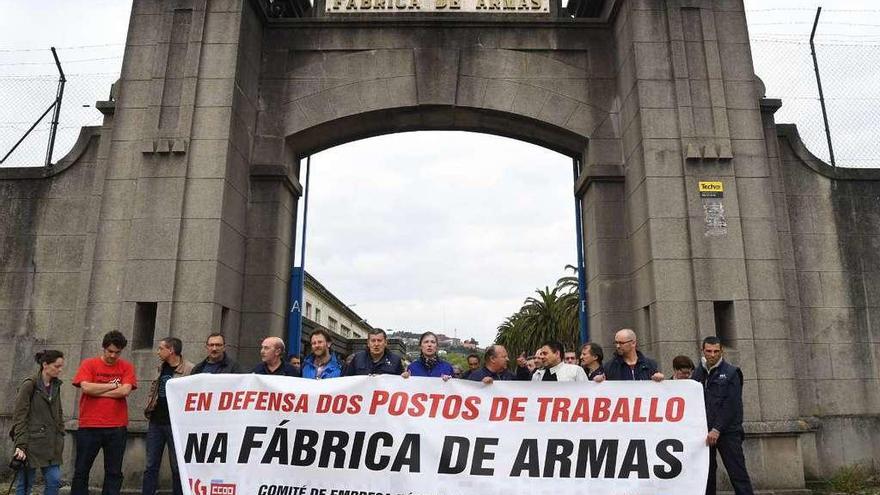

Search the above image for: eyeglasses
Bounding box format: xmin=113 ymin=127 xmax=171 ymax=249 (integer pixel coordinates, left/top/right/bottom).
xmin=613 ymin=340 xmax=633 ymax=346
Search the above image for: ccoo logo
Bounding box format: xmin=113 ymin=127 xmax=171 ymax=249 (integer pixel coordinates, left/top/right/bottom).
xmin=210 ymin=480 xmax=237 ymax=495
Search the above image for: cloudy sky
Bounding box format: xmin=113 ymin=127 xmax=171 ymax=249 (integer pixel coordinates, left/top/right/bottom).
xmin=2 ymin=0 xmax=878 ymax=346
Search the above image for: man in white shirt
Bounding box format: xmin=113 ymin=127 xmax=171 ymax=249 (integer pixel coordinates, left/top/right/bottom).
xmin=531 ymin=340 xmax=588 ymax=382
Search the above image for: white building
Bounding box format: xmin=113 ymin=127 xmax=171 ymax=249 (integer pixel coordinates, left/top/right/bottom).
xmin=302 ymin=271 xmax=371 ymax=339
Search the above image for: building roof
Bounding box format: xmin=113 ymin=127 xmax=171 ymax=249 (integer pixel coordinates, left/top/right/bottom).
xmin=304 ymin=270 xmax=374 ymax=331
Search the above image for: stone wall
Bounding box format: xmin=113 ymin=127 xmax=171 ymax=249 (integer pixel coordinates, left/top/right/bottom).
xmin=0 ymin=124 xmax=107 ymax=480
xmin=769 ymin=119 xmax=880 ymax=477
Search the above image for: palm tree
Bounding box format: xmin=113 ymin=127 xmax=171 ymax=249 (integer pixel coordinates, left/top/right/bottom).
xmin=494 ymin=267 xmax=582 ymax=357
xmin=556 ymin=264 xmax=582 ymax=346
xmin=495 ymin=312 xmax=527 ymax=356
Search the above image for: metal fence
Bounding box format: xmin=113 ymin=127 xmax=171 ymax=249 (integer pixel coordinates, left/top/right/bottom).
xmin=1 ymin=37 xmax=879 ymax=169
xmin=0 ymin=44 xmax=120 ymax=168
xmin=0 ymin=73 xmax=115 ymax=168
xmin=751 ymin=37 xmax=880 ymax=169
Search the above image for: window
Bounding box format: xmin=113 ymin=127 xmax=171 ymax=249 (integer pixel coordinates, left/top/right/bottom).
xmin=133 ymin=302 xmax=157 ymax=350
xmin=341 ymin=325 xmax=351 ymax=337
xmin=306 ymin=302 xmax=312 ymax=319
xmin=713 ymin=301 xmax=735 ymax=348
xmin=220 ymin=306 xmax=230 ymax=334
xmin=639 ymin=305 xmax=652 ymax=346
xmin=328 ymin=317 xmax=338 ymax=331
xmin=315 ymin=308 xmax=321 ymax=324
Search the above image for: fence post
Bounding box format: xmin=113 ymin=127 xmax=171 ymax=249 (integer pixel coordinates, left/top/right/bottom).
xmin=810 ymin=7 xmax=836 ymax=167
xmin=45 ymin=47 xmax=66 ymax=167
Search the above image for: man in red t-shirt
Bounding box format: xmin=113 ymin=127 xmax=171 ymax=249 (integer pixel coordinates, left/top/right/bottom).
xmin=71 ymin=331 xmax=137 ymax=495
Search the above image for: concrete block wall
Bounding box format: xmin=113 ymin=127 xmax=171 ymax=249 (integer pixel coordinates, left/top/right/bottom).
xmin=770 ymin=122 xmax=880 ymax=477
xmin=0 ymin=125 xmax=108 ymax=483
xmin=0 ymin=127 xmax=104 ymax=414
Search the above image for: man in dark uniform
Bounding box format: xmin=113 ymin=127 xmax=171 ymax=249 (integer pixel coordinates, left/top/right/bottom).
xmin=691 ymin=336 xmax=754 ymax=495
xmin=344 ymin=328 xmax=404 ymax=376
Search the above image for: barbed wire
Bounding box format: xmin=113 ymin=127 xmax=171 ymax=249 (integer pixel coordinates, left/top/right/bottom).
xmin=1 ymin=34 xmax=878 ymax=169
xmin=747 ymin=8 xmax=880 ymax=13
xmin=0 ymin=43 xmax=124 ymax=53
xmin=0 ymin=56 xmax=123 ymax=67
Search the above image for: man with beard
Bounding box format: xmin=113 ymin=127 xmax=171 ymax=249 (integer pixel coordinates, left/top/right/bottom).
xmin=301 ymin=329 xmax=343 ymax=379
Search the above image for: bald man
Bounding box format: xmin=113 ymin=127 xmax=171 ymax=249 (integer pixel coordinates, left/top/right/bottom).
xmin=253 ymin=337 xmax=299 ymax=376
xmin=595 ymin=329 xmax=664 ymax=382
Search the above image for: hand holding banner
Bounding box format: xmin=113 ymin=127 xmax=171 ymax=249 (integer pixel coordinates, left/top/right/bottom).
xmin=168 ymin=375 xmax=708 ymax=495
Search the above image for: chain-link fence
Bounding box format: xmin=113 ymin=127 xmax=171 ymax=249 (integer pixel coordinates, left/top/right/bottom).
xmin=0 ymin=73 xmax=116 ymax=168
xmin=751 ymin=38 xmax=880 ymax=169
xmin=1 ymin=37 xmax=878 ymax=169
xmin=0 ymin=44 xmax=121 ymax=168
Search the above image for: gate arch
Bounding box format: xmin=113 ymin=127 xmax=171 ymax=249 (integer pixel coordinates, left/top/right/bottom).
xmin=285 ymin=105 xmax=589 ymax=158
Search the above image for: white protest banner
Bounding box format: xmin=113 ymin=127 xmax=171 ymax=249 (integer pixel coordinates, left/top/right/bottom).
xmin=168 ymin=375 xmax=708 ymax=495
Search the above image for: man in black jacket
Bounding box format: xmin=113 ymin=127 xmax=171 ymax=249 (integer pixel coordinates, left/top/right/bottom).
xmin=253 ymin=337 xmax=299 ymax=376
xmin=191 ymin=333 xmax=243 ymax=374
xmin=691 ymin=336 xmax=754 ymax=495
xmin=595 ymin=329 xmax=664 ymax=382
xmin=466 ymin=345 xmax=530 ymax=383
xmin=344 ymin=328 xmax=404 ymax=376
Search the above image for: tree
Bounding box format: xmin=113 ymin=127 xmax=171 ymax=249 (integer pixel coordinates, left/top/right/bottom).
xmin=495 ymin=266 xmax=581 ymax=357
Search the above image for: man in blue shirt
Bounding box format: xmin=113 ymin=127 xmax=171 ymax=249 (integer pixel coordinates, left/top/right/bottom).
xmin=301 ymin=329 xmax=343 ymax=379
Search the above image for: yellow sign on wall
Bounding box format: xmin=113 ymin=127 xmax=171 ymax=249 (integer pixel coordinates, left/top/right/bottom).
xmin=698 ymin=181 xmax=723 ymax=198
xmin=698 ymin=181 xmax=724 ymax=193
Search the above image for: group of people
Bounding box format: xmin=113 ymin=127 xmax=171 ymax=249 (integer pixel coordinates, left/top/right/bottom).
xmin=11 ymin=327 xmax=753 ymax=495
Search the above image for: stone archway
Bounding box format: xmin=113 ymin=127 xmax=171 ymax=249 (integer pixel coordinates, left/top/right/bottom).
xmin=3 ymin=0 xmax=879 ymax=491
xmin=241 ymin=28 xmax=621 ymax=364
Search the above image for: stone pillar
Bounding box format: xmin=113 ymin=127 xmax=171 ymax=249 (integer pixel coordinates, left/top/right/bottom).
xmin=612 ymin=0 xmax=808 ymax=490
xmin=240 ymin=163 xmax=301 ymax=366
xmin=78 ymin=0 xmax=259 ymax=487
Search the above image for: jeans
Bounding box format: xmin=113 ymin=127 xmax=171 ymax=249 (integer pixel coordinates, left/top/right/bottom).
xmin=71 ymin=427 xmax=127 ymax=495
xmin=15 ymin=464 xmax=61 ymax=495
xmin=707 ymin=430 xmax=755 ymax=495
xmin=142 ymin=422 xmax=183 ymax=495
